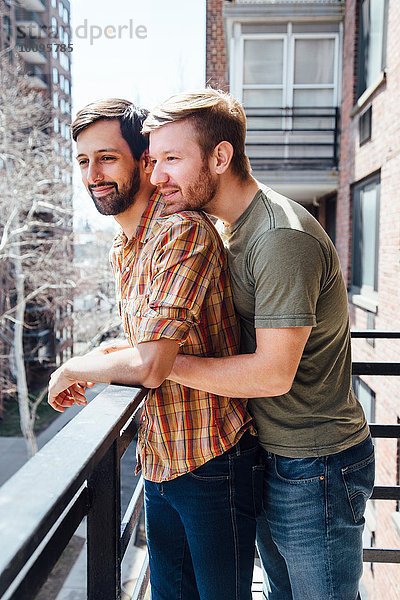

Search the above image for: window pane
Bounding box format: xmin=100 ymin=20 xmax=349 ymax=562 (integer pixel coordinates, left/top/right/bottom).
xmin=360 ymin=185 xmax=378 ymax=289
xmin=293 ymin=90 xmax=334 ymax=129
xmin=243 ymin=89 xmax=283 ymax=129
xmin=368 ymin=0 xmax=385 ymax=87
xmin=294 ymin=39 xmax=335 ymax=84
xmin=358 ymin=0 xmax=386 ymax=96
xmin=293 ymin=89 xmax=334 ymax=107
xmin=352 ymin=176 xmax=380 ymax=293
xmin=243 ymin=89 xmax=282 ymax=108
xmin=243 ymin=40 xmax=284 ymax=85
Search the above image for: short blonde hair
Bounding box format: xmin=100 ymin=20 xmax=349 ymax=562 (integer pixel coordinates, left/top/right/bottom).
xmin=143 ymin=89 xmax=251 ymax=180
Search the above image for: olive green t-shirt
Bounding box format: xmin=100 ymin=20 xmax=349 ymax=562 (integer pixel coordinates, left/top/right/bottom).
xmin=223 ymin=185 xmax=368 ymax=457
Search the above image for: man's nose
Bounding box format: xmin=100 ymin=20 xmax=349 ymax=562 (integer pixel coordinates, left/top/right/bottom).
xmin=150 ymin=162 xmax=168 ymax=186
xmin=87 ymin=163 xmax=103 ymax=185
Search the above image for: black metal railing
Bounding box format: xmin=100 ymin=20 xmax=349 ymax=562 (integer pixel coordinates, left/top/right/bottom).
xmin=244 ymin=106 xmax=339 ymax=170
xmin=0 ymin=331 xmax=398 ymax=599
xmin=351 ymin=330 xmax=400 ymax=565
xmin=0 ymin=384 xmax=148 ymax=600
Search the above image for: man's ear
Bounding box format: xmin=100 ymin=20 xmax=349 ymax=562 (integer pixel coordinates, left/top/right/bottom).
xmin=141 ymin=149 xmax=153 ymax=174
xmin=211 ymin=141 xmax=234 ymax=175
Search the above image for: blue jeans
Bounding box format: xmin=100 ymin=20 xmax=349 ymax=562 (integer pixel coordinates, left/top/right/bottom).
xmin=256 ymin=435 xmax=375 ymax=600
xmin=144 ymin=432 xmax=264 ymax=600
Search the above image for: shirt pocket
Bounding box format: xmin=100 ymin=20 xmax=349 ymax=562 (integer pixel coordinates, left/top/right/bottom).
xmin=120 ymin=295 xmax=148 ymax=343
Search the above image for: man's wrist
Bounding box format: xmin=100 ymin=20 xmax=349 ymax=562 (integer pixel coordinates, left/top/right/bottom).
xmin=62 ymin=357 xmax=81 ymax=380
xmin=170 ymin=354 xmax=185 ymax=381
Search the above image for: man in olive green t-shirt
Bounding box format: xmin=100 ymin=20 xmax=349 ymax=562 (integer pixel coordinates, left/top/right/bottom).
xmin=144 ymin=90 xmax=374 ymax=600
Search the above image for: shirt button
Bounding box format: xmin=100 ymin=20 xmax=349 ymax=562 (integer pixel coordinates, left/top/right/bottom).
xmin=125 ymin=266 xmax=130 ymax=272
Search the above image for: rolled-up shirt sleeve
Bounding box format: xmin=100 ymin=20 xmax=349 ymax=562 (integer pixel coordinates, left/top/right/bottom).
xmin=136 ymin=218 xmax=220 ymax=345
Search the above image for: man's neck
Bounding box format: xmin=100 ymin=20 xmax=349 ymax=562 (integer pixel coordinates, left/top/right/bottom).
xmin=207 ymin=176 xmax=260 ymax=226
xmin=114 ymin=185 xmax=156 ymax=239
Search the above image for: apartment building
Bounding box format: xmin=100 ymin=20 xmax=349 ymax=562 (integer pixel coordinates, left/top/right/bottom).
xmin=206 ymin=1 xmax=399 ymax=597
xmin=0 ymin=0 xmax=73 ymax=399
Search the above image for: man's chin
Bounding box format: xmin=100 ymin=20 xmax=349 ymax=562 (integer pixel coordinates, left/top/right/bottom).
xmin=161 ymin=201 xmax=189 ymax=216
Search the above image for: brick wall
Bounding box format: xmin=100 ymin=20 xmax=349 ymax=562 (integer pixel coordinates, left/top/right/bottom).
xmin=338 ymin=1 xmax=400 ymax=597
xmin=206 ymin=0 xmax=229 ymax=90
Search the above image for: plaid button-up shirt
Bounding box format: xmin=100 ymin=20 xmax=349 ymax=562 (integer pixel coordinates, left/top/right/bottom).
xmin=110 ymin=192 xmax=253 ymax=482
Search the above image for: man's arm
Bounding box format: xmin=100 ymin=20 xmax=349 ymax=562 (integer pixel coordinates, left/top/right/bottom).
xmin=49 ymin=338 xmax=180 ymax=412
xmin=169 ymin=326 xmax=312 ymax=398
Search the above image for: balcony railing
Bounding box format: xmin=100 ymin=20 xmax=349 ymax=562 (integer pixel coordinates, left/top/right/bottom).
xmin=0 ymin=331 xmax=399 ymax=599
xmin=245 ymin=106 xmax=339 ymax=170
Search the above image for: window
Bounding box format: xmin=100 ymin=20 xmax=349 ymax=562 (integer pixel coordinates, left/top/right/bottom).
xmin=351 ymin=174 xmax=380 ymax=297
xmin=53 ymin=117 xmax=59 ymax=133
xmin=240 ymin=29 xmax=339 ymax=111
xmin=51 ymin=0 xmax=57 ymax=7
xmin=59 ymin=2 xmax=64 ymax=18
xmin=359 ymin=105 xmax=372 ymax=145
xmin=52 ymin=67 xmax=58 ymax=84
xmin=51 ymin=16 xmax=58 ymax=38
xmin=357 ymin=0 xmax=388 ymax=98
xmin=53 ymin=91 xmax=58 ymax=109
xmin=3 ymin=15 xmax=11 ymax=38
xmin=353 ymin=377 xmax=376 ymax=423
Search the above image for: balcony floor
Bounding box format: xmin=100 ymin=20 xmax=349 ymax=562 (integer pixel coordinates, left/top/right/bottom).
xmin=252 ymin=563 xmax=264 ymax=598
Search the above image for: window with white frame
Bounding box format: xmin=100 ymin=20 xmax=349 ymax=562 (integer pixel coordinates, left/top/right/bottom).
xmin=351 ymin=173 xmax=380 ymax=298
xmin=238 ymin=25 xmax=339 ymax=112
xmin=357 ymin=0 xmax=388 ymax=98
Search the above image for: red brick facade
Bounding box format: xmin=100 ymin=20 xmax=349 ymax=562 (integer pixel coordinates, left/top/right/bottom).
xmin=206 ymin=0 xmax=229 ymax=89
xmin=337 ymin=1 xmax=400 ymax=597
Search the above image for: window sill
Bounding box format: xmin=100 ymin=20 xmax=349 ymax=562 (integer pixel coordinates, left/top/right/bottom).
xmin=351 ymin=71 xmax=386 ymax=117
xmin=350 ymin=293 xmax=378 ymax=314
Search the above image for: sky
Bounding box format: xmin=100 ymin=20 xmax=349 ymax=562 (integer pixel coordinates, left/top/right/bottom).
xmin=70 ymin=0 xmax=206 ymax=229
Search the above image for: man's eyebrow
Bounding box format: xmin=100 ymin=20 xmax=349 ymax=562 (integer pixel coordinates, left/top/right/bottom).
xmin=149 ymin=149 xmax=179 ymax=157
xmin=76 ymin=148 xmax=122 ymax=158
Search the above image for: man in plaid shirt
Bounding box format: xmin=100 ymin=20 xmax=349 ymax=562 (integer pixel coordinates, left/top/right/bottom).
xmin=48 ymin=99 xmax=261 ymax=600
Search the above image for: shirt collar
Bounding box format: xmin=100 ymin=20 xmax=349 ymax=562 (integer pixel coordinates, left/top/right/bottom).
xmin=112 ymin=191 xmax=165 ymax=249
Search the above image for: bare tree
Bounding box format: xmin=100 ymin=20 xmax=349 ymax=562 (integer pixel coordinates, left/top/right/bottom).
xmin=0 ymin=53 xmax=75 ymax=456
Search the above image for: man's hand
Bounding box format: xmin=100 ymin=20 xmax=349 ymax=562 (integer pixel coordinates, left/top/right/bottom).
xmin=48 ymin=363 xmax=91 ymax=412
xmin=48 ymin=337 xmax=180 ymax=412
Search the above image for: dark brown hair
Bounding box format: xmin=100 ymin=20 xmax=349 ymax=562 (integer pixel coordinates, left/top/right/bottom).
xmin=71 ymin=98 xmax=149 ymax=160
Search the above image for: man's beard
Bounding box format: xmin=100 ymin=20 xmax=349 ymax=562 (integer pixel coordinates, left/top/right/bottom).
xmin=162 ymin=162 xmax=219 ymax=215
xmin=89 ymin=167 xmax=141 ymax=215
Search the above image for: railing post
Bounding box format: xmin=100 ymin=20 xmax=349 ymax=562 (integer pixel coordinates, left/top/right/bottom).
xmin=87 ymin=440 xmax=121 ymax=600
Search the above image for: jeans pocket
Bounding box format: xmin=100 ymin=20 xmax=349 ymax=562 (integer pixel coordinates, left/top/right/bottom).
xmin=273 ymin=455 xmax=325 ymax=484
xmin=188 ymin=456 xmax=230 ymax=481
xmin=341 ymin=450 xmax=375 ymax=523
xmin=252 ymin=464 xmax=265 ymax=516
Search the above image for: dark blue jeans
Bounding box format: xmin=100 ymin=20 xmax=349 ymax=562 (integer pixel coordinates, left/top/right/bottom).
xmin=144 ymin=433 xmax=263 ymax=600
xmin=256 ymin=435 xmax=375 ymax=600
